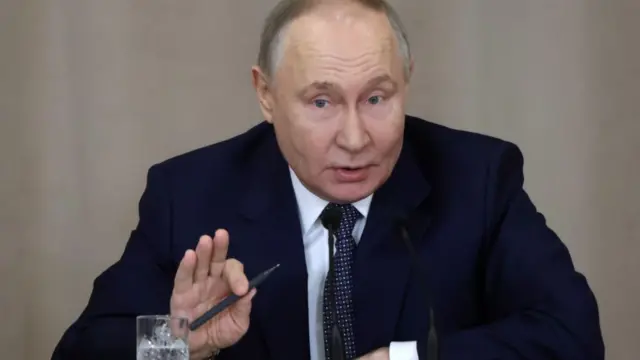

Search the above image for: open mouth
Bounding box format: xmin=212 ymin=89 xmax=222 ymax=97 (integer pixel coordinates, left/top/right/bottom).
xmin=334 ymin=166 xmax=370 ymax=182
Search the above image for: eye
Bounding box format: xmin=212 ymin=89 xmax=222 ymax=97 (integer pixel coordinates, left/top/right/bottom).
xmin=367 ymin=95 xmax=382 ymax=105
xmin=313 ymin=99 xmax=329 ymax=108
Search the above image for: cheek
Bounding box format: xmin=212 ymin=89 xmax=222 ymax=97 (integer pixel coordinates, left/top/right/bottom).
xmin=286 ymin=108 xmax=336 ymax=162
xmin=366 ymin=111 xmax=405 ymax=150
xmin=365 ymin=98 xmax=404 ymax=128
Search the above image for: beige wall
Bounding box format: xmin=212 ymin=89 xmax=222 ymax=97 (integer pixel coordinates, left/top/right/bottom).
xmin=1 ymin=0 xmax=27 ymax=358
xmin=1 ymin=0 xmax=638 ymax=359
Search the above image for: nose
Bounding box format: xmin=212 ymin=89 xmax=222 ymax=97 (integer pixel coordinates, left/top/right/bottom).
xmin=336 ymin=108 xmax=370 ymax=152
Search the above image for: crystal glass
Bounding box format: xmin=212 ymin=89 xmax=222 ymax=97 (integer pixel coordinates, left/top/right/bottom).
xmin=136 ymin=315 xmax=190 ymax=360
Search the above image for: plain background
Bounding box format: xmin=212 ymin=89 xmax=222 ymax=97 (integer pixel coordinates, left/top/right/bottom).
xmin=1 ymin=0 xmax=638 ymax=359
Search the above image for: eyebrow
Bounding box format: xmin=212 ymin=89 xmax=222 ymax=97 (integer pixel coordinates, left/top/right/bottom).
xmin=365 ymin=74 xmax=397 ymax=91
xmin=297 ymin=74 xmax=398 ymax=97
xmin=299 ymin=81 xmax=337 ymax=95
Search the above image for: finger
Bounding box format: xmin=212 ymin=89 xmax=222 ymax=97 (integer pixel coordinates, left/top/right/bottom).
xmin=194 ymin=235 xmax=213 ymax=283
xmin=245 ymin=288 xmax=257 ymax=301
xmin=238 ymin=288 xmax=257 ymax=307
xmin=209 ymin=229 xmax=229 ymax=277
xmin=231 ymin=288 xmax=256 ymax=319
xmin=173 ymin=250 xmax=196 ymax=294
xmin=222 ymin=259 xmax=249 ymax=296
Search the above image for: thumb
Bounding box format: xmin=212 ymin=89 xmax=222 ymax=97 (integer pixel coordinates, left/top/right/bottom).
xmin=230 ymin=288 xmax=256 ymax=320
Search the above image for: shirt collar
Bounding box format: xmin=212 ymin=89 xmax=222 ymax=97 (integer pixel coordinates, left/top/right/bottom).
xmin=289 ymin=167 xmax=372 ymax=236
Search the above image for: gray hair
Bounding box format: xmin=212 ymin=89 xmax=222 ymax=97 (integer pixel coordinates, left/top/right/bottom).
xmin=257 ymin=0 xmax=412 ymax=81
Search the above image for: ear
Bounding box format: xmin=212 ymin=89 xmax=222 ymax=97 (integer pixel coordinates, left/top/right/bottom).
xmin=409 ymin=57 xmax=414 ymax=77
xmin=252 ymin=66 xmax=275 ymax=123
xmin=407 ymin=56 xmax=415 ymax=83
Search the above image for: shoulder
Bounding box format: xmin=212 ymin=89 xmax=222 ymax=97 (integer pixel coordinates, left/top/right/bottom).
xmin=144 ymin=121 xmax=276 ymax=191
xmin=405 ymin=115 xmax=520 ymax=159
xmin=405 ymin=115 xmax=523 ymax=171
xmin=404 ymin=115 xmax=525 ymax=196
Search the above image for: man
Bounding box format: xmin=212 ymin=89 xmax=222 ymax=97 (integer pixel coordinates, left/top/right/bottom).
xmin=52 ymin=0 xmax=605 ymax=359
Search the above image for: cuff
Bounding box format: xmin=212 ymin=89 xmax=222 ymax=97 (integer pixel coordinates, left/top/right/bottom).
xmin=389 ymin=341 xmax=419 ymax=360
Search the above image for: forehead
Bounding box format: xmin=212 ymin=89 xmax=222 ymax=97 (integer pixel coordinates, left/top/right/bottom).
xmin=275 ymin=5 xmax=404 ymax=87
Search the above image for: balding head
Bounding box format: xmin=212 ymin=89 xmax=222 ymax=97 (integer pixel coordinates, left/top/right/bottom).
xmin=251 ymin=0 xmax=412 ymax=203
xmin=257 ymin=0 xmax=412 ymax=82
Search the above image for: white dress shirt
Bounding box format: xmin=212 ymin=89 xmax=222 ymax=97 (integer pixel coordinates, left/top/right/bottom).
xmin=289 ymin=168 xmax=418 ymax=360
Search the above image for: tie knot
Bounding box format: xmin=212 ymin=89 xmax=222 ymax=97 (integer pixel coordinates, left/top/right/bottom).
xmin=325 ymin=203 xmax=361 ymax=235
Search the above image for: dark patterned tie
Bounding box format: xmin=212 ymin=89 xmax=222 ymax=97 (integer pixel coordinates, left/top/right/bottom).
xmin=322 ymin=203 xmax=361 ymax=360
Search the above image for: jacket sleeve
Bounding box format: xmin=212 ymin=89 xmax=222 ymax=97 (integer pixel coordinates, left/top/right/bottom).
xmin=419 ymin=142 xmax=604 ymax=360
xmin=51 ymin=165 xmax=176 ymax=360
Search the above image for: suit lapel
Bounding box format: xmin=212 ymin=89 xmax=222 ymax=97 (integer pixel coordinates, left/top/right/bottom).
xmin=235 ymin=129 xmax=311 ymax=359
xmin=352 ymin=141 xmax=432 ymax=355
xmin=230 ymin=123 xmax=433 ymax=358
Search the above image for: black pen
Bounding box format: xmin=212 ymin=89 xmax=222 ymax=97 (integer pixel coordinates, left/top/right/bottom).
xmin=189 ymin=263 xmax=280 ymax=331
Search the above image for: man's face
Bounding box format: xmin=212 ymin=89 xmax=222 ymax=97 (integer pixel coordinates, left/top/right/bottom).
xmin=254 ymin=4 xmax=410 ymax=203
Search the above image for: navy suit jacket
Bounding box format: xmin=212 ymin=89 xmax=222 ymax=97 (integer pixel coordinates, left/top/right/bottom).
xmin=52 ymin=116 xmax=604 ymax=359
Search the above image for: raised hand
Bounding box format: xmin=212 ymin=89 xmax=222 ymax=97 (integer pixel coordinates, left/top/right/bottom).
xmin=170 ymin=229 xmax=256 ymax=360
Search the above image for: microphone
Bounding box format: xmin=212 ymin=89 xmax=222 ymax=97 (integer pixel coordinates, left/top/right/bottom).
xmin=398 ymin=219 xmax=439 ymax=360
xmin=320 ymin=207 xmax=346 ymax=360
